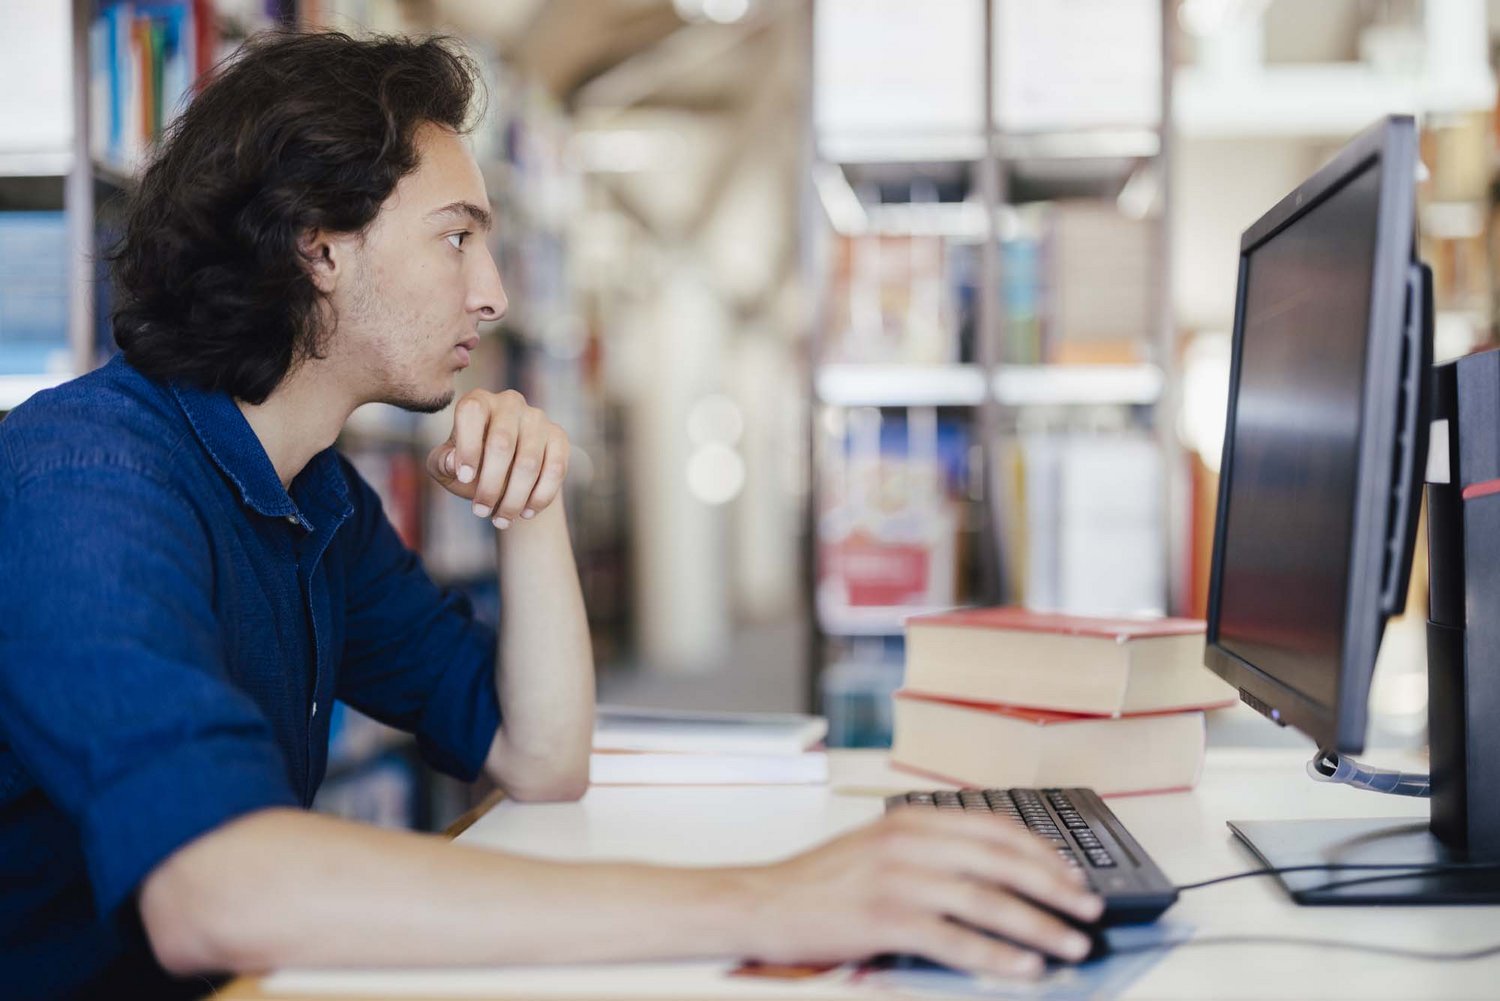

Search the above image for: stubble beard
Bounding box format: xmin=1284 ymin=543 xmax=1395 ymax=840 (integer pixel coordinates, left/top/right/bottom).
xmin=343 ymin=255 xmax=458 ymax=416
xmin=386 ymin=385 xmax=455 ymax=415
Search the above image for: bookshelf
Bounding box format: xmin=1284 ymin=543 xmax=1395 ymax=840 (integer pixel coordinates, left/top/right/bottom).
xmin=806 ymin=0 xmax=1183 ymax=745
xmin=0 ymin=0 xmax=288 ymax=410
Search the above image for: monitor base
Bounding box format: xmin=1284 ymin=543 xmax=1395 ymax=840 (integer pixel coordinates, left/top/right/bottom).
xmin=1229 ymin=817 xmax=1500 ymax=904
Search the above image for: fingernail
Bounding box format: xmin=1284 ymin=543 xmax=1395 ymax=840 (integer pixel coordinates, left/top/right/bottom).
xmin=472 ymin=501 xmax=490 ymax=517
xmin=444 ymin=451 xmax=456 ymax=476
xmin=1081 ymin=894 xmax=1104 ymax=919
xmin=521 ymin=509 xmax=535 ymax=519
xmin=458 ymin=464 xmax=475 ymax=484
xmin=1065 ymin=933 xmax=1091 ymax=959
xmin=493 ymin=516 xmax=511 ymax=529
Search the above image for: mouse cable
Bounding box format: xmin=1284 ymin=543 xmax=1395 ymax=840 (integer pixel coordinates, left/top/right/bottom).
xmin=1175 ymin=860 xmax=1500 ymax=893
xmin=1105 ymin=933 xmax=1500 ymax=963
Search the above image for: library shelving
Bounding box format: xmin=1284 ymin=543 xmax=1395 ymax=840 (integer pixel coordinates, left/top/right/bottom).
xmin=806 ymin=0 xmax=1183 ymax=746
xmin=0 ymin=0 xmax=289 ymax=407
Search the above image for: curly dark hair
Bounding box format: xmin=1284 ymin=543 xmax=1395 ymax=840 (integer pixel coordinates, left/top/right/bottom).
xmin=110 ymin=31 xmax=482 ymax=404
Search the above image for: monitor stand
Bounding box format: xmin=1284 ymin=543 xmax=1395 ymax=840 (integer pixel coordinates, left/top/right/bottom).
xmin=1228 ymin=818 xmax=1500 ymax=905
xmin=1229 ymin=275 xmax=1500 ymax=905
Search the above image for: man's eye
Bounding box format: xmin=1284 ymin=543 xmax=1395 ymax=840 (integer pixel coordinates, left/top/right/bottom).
xmin=446 ymin=232 xmax=470 ymax=250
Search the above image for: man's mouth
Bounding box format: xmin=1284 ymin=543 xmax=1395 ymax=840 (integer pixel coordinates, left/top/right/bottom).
xmin=454 ymin=335 xmax=480 ymax=368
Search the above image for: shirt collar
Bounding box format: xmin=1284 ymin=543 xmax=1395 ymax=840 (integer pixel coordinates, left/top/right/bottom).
xmin=169 ymin=377 xmax=350 ymax=524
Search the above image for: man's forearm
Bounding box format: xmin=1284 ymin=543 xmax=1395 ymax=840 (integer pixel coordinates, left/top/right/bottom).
xmin=487 ymin=495 xmax=595 ymax=798
xmin=141 ymin=808 xmax=759 ymax=976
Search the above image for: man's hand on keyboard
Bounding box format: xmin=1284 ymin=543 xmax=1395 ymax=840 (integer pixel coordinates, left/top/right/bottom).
xmin=739 ymin=808 xmax=1105 ymax=978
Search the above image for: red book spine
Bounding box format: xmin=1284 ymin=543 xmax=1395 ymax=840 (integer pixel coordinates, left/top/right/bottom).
xmin=894 ymin=688 xmax=1235 ymax=721
xmin=193 ymin=0 xmax=218 ymax=88
xmin=888 ymin=759 xmax=1195 ymax=799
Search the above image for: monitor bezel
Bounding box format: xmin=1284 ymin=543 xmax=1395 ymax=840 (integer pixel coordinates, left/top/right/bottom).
xmin=1204 ymin=115 xmax=1418 ymax=754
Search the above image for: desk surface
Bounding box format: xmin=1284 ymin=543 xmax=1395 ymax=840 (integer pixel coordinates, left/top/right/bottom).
xmin=230 ymin=748 xmax=1500 ymax=1000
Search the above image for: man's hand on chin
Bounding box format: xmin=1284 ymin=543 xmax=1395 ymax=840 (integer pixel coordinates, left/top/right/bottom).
xmin=426 ymin=389 xmax=571 ymax=530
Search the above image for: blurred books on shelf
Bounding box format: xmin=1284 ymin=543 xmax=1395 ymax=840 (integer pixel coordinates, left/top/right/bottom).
xmin=314 ymin=702 xmax=418 ymax=829
xmin=592 ymin=706 xmax=828 ymax=786
xmin=992 ymin=0 xmax=1161 ymax=133
xmin=890 ymin=691 xmax=1205 ymax=796
xmin=824 ymin=234 xmax=958 ymax=365
xmin=1046 ymin=203 xmax=1154 ymax=364
xmin=816 ymin=408 xmax=972 ymax=629
xmin=820 ymin=652 xmax=904 ymax=748
xmin=993 ymin=203 xmax=1154 ymax=366
xmin=944 ymin=202 xmax=1154 ymax=367
xmin=311 ymin=755 xmax=415 ymax=828
xmin=338 ymin=401 xmax=498 ymax=585
xmin=1014 ymin=430 xmax=1165 ymax=616
xmin=903 ymin=607 xmax=1232 ymax=716
xmin=812 ymin=0 xmax=984 ymax=160
xmin=0 ymin=212 xmax=70 ymax=379
xmin=344 ymin=445 xmax=425 ymax=551
xmin=1000 ymin=227 xmax=1044 ymax=364
xmin=90 ymin=1 xmax=218 ymax=176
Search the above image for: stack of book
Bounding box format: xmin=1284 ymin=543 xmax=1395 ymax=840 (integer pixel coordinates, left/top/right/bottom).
xmin=590 ymin=706 xmax=829 ymax=786
xmin=891 ymin=608 xmax=1235 ymax=795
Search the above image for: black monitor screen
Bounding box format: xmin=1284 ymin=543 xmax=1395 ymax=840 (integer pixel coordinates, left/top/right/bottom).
xmin=1216 ymin=161 xmax=1382 ymax=711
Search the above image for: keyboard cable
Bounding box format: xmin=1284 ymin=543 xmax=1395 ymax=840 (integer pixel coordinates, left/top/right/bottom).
xmin=1174 ymin=859 xmax=1500 ymax=892
xmin=1096 ymin=861 xmax=1500 ymax=962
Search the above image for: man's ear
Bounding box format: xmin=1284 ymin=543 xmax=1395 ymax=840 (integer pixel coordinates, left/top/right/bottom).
xmin=298 ymin=229 xmax=341 ymax=295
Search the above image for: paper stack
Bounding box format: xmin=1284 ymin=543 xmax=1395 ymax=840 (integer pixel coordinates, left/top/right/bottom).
xmin=591 ymin=706 xmax=829 ymax=786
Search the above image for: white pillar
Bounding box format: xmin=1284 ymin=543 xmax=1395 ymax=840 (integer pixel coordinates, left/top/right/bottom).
xmin=628 ymin=262 xmax=732 ymax=672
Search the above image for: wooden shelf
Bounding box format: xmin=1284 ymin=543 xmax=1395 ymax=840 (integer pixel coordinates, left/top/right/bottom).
xmin=91 ymin=158 xmax=136 ymax=191
xmin=993 ymin=364 xmax=1164 ymax=406
xmin=815 ymin=364 xmax=987 ymax=407
xmin=0 ymin=150 xmax=73 ymax=178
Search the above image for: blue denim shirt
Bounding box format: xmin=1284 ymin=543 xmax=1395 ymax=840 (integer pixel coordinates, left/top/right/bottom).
xmin=0 ymin=355 xmax=501 ymax=997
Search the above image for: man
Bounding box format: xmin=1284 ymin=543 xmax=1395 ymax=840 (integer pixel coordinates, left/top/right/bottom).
xmin=0 ymin=32 xmax=1101 ymax=998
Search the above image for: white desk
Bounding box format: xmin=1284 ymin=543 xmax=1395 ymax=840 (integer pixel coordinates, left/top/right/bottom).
xmin=249 ymin=749 xmax=1500 ymax=1000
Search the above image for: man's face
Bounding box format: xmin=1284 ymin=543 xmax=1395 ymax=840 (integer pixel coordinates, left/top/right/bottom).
xmin=330 ymin=123 xmax=506 ymax=413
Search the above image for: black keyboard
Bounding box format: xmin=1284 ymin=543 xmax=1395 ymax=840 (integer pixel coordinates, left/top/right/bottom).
xmin=886 ymin=787 xmax=1178 ymax=925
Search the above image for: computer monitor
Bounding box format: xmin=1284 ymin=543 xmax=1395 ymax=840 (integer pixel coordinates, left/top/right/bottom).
xmin=1204 ymin=114 xmax=1500 ymax=904
xmin=1205 ymin=115 xmax=1423 ymax=754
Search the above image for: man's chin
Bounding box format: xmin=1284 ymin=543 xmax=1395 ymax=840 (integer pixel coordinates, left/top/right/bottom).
xmin=383 ymin=387 xmax=455 ymax=415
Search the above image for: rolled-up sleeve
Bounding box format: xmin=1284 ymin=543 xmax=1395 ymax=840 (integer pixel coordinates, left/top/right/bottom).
xmin=0 ymin=464 xmax=297 ymax=919
xmin=333 ymin=459 xmax=501 ymax=782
